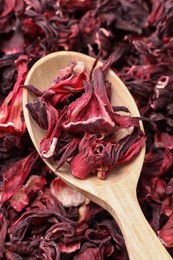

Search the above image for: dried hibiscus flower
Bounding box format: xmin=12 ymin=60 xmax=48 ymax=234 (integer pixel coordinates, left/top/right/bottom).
xmin=0 ymin=151 xmax=39 ymax=206
xmin=0 ymin=55 xmax=28 ymax=136
xmin=25 ymin=59 xmax=145 ymax=179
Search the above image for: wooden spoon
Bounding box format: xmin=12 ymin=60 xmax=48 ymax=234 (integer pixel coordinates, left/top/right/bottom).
xmin=23 ymin=51 xmax=172 ymax=260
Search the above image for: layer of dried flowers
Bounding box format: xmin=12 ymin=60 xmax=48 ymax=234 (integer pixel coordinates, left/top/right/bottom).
xmin=0 ymin=1 xmax=173 ymax=259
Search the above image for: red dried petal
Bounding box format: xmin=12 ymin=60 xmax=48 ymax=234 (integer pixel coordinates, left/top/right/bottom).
xmin=158 ymin=215 xmax=173 ymax=248
xmin=146 ymin=0 xmax=165 ymax=26
xmin=59 ymin=0 xmax=91 ymax=12
xmin=43 ymin=61 xmax=88 ymax=106
xmin=117 ymin=129 xmax=146 ymax=163
xmin=0 ymin=212 xmax=8 ymax=258
xmin=70 ymin=128 xmax=145 ymax=179
xmin=10 ymin=188 xmax=29 ymax=212
xmin=166 ymin=178 xmax=173 ymax=195
xmin=0 ymin=55 xmax=28 ymax=135
xmin=50 ymin=177 xmax=86 ymax=207
xmin=162 ymin=197 xmax=173 ymax=217
xmin=40 ymin=103 xmax=65 ymax=158
xmin=155 ymin=132 xmax=173 ymax=150
xmin=26 ymin=100 xmax=48 ymax=130
xmin=25 ymin=175 xmax=47 ymax=193
xmin=159 ymin=149 xmax=173 ymax=176
xmin=74 ymin=246 xmax=100 ymax=260
xmin=80 ymin=10 xmax=101 ymax=34
xmin=9 ymin=175 xmax=47 ymax=212
xmin=74 ymin=239 xmax=114 ymax=260
xmin=70 ymin=134 xmax=110 ymax=179
xmin=0 ymin=19 xmax=24 ymax=55
xmin=0 ymin=151 xmax=38 ymax=206
xmin=63 ymin=68 xmax=115 ymax=135
xmin=55 ymin=138 xmax=80 ymax=169
xmin=40 ymin=240 xmax=61 ymax=260
xmin=151 ymin=177 xmax=166 ymax=201
xmin=58 ymin=241 xmax=80 ymax=253
xmin=0 ymin=0 xmax=16 ymax=17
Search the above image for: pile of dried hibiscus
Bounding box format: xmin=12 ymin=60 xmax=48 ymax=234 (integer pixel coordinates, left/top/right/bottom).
xmin=0 ymin=0 xmax=173 ymax=259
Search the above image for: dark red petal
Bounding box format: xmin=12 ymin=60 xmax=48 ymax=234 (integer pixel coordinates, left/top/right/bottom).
xmin=44 ymin=61 xmax=88 ymax=106
xmin=70 ymin=134 xmax=109 ymax=179
xmin=9 ymin=175 xmax=47 ymax=212
xmin=0 ymin=211 xmax=8 ymax=258
xmin=40 ymin=240 xmax=61 ymax=260
xmin=55 ymin=138 xmax=80 ymax=169
xmin=158 ymin=215 xmax=173 ymax=248
xmin=74 ymin=246 xmax=100 ymax=260
xmin=0 ymin=151 xmax=38 ymax=206
xmin=40 ymin=104 xmax=65 ymax=158
xmin=116 ymin=129 xmax=146 ymax=163
xmin=63 ymin=78 xmax=115 ymax=135
xmin=26 ymin=100 xmax=48 ymax=130
xmin=59 ymin=0 xmax=91 ymax=12
xmin=0 ymin=55 xmax=28 ymax=135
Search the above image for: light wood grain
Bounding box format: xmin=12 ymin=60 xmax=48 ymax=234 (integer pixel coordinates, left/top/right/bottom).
xmin=23 ymin=51 xmax=172 ymax=260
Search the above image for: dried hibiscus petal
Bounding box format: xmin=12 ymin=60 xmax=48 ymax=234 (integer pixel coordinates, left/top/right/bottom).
xmin=50 ymin=177 xmax=86 ymax=207
xmin=37 ymin=102 xmax=66 ymax=159
xmin=0 ymin=151 xmax=38 ymax=206
xmin=74 ymin=239 xmax=114 ymax=260
xmin=0 ymin=210 xmax=8 ymax=258
xmin=70 ymin=128 xmax=145 ymax=179
xmin=63 ymin=68 xmax=115 ymax=135
xmin=0 ymin=55 xmax=28 ymax=136
xmin=26 ymin=100 xmax=48 ymax=130
xmin=9 ymin=188 xmax=29 ymax=212
xmin=158 ymin=215 xmax=173 ymax=248
xmin=9 ymin=175 xmax=47 ymax=212
xmin=70 ymin=133 xmax=111 ymax=179
xmin=59 ymin=0 xmax=91 ymax=12
xmin=25 ymin=61 xmax=88 ymax=107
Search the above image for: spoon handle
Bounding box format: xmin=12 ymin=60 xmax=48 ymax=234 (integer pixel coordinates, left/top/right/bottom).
xmin=104 ymin=183 xmax=172 ymax=260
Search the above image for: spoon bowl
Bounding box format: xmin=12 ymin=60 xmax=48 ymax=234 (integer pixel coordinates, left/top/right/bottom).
xmin=23 ymin=51 xmax=171 ymax=260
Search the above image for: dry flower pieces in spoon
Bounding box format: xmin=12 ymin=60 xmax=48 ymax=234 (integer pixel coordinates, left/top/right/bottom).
xmin=25 ymin=59 xmax=146 ymax=179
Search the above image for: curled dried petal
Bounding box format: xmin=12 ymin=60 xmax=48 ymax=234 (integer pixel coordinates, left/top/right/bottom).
xmin=0 ymin=151 xmax=38 ymax=206
xmin=51 ymin=178 xmax=86 ymax=207
xmin=0 ymin=55 xmax=28 ymax=135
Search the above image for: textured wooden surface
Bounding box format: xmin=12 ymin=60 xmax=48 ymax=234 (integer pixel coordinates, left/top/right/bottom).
xmin=23 ymin=51 xmax=172 ymax=260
